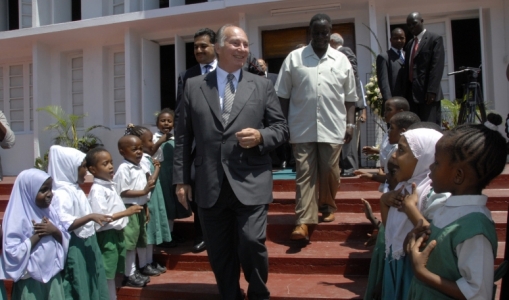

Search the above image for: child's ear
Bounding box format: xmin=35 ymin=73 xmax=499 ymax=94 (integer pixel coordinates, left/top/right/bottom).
xmin=88 ymin=166 xmax=97 ymax=176
xmin=119 ymin=148 xmax=125 ymax=156
xmin=453 ymin=167 xmax=465 ymax=185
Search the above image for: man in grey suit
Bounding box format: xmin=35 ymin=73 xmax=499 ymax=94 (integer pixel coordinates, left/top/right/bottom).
xmin=376 ymin=27 xmax=406 ymax=116
xmin=173 ymin=24 xmax=288 ymax=300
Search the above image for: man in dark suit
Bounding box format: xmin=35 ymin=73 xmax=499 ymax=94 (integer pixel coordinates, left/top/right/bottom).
xmin=174 ymin=25 xmax=288 ymax=300
xmin=330 ymin=33 xmax=366 ymax=177
xmin=376 ymin=27 xmax=406 ymax=116
xmin=405 ymin=12 xmax=445 ymax=125
xmin=175 ymin=28 xmax=217 ymax=253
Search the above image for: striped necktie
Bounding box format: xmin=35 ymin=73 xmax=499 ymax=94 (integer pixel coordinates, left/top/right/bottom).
xmin=222 ymin=73 xmax=235 ymax=125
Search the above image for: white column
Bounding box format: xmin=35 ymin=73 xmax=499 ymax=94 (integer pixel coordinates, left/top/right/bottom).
xmin=52 ymin=0 xmax=72 ymax=24
xmin=81 ymin=0 xmax=105 ymax=19
xmin=125 ymin=0 xmax=141 ymax=12
xmin=33 ymin=0 xmax=52 ymax=26
xmin=125 ymin=28 xmax=142 ymax=125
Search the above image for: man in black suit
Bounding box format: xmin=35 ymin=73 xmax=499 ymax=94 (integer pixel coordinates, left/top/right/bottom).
xmin=175 ymin=28 xmax=217 ymax=253
xmin=405 ymin=12 xmax=445 ymax=125
xmin=174 ymin=25 xmax=288 ymax=300
xmin=376 ymin=27 xmax=406 ymax=116
xmin=330 ymin=33 xmax=366 ymax=177
xmin=257 ymin=58 xmax=278 ymax=86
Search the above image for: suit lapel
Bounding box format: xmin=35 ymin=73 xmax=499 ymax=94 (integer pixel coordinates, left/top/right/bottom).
xmin=226 ymin=71 xmax=254 ymax=127
xmin=200 ymin=71 xmax=222 ymax=124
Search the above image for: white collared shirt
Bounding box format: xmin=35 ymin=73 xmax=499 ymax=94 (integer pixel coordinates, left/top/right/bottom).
xmin=410 ymin=29 xmax=427 ymax=59
xmin=88 ymin=178 xmax=129 ymax=232
xmin=216 ymin=66 xmax=241 ymax=111
xmin=431 ymin=194 xmax=494 ymax=300
xmin=113 ymin=160 xmax=149 ymax=205
xmin=200 ymin=59 xmax=217 ymax=75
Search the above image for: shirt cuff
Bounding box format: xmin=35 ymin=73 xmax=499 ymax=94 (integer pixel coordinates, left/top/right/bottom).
xmin=456 ymin=277 xmax=474 ymax=299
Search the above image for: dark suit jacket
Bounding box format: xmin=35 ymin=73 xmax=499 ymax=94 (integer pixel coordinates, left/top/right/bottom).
xmin=176 ymin=64 xmax=202 ymax=108
xmin=376 ymin=49 xmax=405 ymax=101
xmin=173 ymin=70 xmax=289 ymax=208
xmin=404 ymin=31 xmax=445 ymax=103
xmin=338 ymin=46 xmax=365 ymax=110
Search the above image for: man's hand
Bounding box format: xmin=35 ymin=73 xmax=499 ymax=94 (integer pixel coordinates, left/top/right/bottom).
xmin=425 ymin=92 xmax=436 ymax=105
xmin=343 ymin=127 xmax=353 ymax=144
xmin=176 ymin=184 xmax=192 ymax=210
xmin=362 ymin=146 xmax=380 ymax=155
xmin=359 ymin=109 xmax=367 ymax=123
xmin=236 ymin=128 xmax=263 ymax=149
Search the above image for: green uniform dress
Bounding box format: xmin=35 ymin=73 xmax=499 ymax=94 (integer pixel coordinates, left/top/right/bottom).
xmin=62 ymin=233 xmax=109 ymax=300
xmin=159 ymin=140 xmax=191 ymax=220
xmin=408 ymin=212 xmax=497 ymax=299
xmin=364 ymin=225 xmax=385 ymax=300
xmin=12 ymin=273 xmax=65 ymax=300
xmin=146 ymin=157 xmax=172 ymax=245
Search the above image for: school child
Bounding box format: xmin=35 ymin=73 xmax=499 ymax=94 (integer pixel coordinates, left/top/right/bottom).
xmin=363 ymin=110 xmax=419 ymax=300
xmin=113 ymin=134 xmax=155 ymax=287
xmin=407 ymin=113 xmax=506 ymax=299
xmin=125 ymin=124 xmax=171 ymax=275
xmin=86 ymin=148 xmax=144 ymax=298
xmin=48 ymin=145 xmax=111 ymax=300
xmin=152 ymin=109 xmax=190 ymax=246
xmin=356 ymin=97 xmax=411 ymax=191
xmin=380 ymin=128 xmax=442 ymax=300
xmin=2 ymin=168 xmax=70 ymax=300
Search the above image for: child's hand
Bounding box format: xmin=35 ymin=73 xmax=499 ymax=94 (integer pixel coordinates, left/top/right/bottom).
xmin=408 ymin=230 xmax=437 ymax=277
xmin=354 ymin=170 xmax=373 ymax=180
xmin=380 ymin=186 xmax=404 ymax=208
xmin=404 ymin=219 xmax=431 ymax=253
xmin=144 ymin=179 xmax=156 ymax=194
xmin=32 ymin=218 xmax=59 ymax=237
xmin=398 ymin=183 xmax=418 ymax=213
xmin=362 ymin=146 xmax=380 ymax=155
xmin=90 ymin=214 xmax=113 ymax=226
xmin=126 ymin=205 xmax=143 ymax=216
xmin=153 ymin=159 xmax=161 ymax=168
xmin=145 ymin=207 xmax=150 ymax=225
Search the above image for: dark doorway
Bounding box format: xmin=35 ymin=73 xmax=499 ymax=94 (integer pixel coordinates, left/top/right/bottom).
xmin=185 ymin=42 xmax=196 ymax=70
xmin=71 ymin=0 xmax=81 ymax=21
xmin=185 ymin=0 xmax=206 ymax=4
xmin=261 ymin=23 xmax=356 ymax=74
xmin=159 ymin=0 xmax=169 ymax=8
xmin=8 ymin=0 xmax=19 ymax=30
xmin=451 ymin=18 xmax=482 ymax=101
xmin=160 ymin=45 xmax=176 ymax=110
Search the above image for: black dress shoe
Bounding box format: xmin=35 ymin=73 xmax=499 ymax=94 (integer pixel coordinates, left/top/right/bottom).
xmin=123 ymin=273 xmax=147 ymax=287
xmin=151 ymin=262 xmax=167 ymax=273
xmin=341 ymin=172 xmax=356 ymax=177
xmin=158 ymin=240 xmax=178 ymax=248
xmin=140 ymin=264 xmax=161 ymax=276
xmin=135 ymin=270 xmax=150 ymax=283
xmin=192 ymin=240 xmax=206 ymax=253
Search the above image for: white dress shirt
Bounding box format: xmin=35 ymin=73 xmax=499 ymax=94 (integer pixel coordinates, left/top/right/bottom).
xmin=200 ymin=59 xmax=217 ymax=75
xmin=87 ymin=178 xmax=129 ymax=232
xmin=113 ymin=160 xmax=149 ymax=205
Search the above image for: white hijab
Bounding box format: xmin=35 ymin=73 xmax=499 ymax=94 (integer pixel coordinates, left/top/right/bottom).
xmin=48 ymin=145 xmax=95 ymax=239
xmin=2 ymin=169 xmax=70 ymax=283
xmin=385 ymin=128 xmax=443 ymax=260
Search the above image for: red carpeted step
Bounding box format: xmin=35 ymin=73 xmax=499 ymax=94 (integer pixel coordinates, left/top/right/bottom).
xmin=117 ymin=271 xmax=368 ymax=300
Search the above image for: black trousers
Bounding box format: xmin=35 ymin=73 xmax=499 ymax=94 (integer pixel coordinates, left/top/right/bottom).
xmin=198 ymin=178 xmax=270 ymax=300
xmin=409 ymin=98 xmax=442 ymax=125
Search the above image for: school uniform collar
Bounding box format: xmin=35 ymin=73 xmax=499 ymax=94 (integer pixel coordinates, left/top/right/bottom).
xmin=93 ymin=177 xmax=115 ymax=186
xmin=123 ymin=159 xmax=142 ymax=169
xmin=445 ymin=194 xmax=487 ymax=207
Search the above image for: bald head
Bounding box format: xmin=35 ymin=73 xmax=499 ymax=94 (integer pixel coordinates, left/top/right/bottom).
xmin=329 ymin=33 xmax=344 ymax=49
xmin=407 ymin=12 xmax=424 ymax=36
xmin=118 ymin=135 xmax=141 ymax=150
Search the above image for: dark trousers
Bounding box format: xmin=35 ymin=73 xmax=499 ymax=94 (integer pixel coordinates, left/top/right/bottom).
xmin=408 ymin=98 xmax=442 ymax=125
xmin=339 ymin=112 xmax=361 ymax=174
xmin=198 ymin=178 xmax=270 ymax=300
xmin=190 ymin=181 xmax=203 ymax=239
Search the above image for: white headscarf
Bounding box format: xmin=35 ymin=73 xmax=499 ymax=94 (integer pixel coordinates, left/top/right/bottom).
xmin=385 ymin=128 xmax=443 ymax=260
xmin=2 ymin=169 xmax=70 ymax=283
xmin=48 ymin=145 xmax=95 ymax=239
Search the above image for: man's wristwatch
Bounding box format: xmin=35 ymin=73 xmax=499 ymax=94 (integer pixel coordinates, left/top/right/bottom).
xmin=346 ymin=123 xmax=356 ymax=129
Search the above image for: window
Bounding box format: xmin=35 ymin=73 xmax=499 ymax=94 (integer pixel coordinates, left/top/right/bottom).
xmin=20 ymin=0 xmax=31 ymax=28
xmin=9 ymin=65 xmax=24 ymax=132
xmin=113 ymin=0 xmax=124 ymax=15
xmin=70 ymin=56 xmax=84 ymax=127
xmin=71 ymin=0 xmax=81 ymax=21
xmin=113 ymin=52 xmax=126 ymax=126
xmin=8 ymin=0 xmax=19 ymax=30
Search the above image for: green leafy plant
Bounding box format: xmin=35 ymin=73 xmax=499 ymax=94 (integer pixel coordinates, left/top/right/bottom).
xmin=34 ymin=105 xmax=110 ymax=170
xmin=441 ymin=99 xmax=461 ymax=130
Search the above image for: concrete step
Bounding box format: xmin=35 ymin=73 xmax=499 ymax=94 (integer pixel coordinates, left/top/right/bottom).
xmin=117 ymin=271 xmax=368 ymax=300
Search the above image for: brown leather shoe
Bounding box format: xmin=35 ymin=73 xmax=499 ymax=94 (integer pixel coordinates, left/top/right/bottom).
xmin=322 ymin=212 xmax=335 ymax=222
xmin=290 ymin=224 xmax=309 ymax=241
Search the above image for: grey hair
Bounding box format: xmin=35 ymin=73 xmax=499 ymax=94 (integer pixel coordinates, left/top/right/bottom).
xmin=330 ymin=33 xmax=343 ymax=46
xmin=216 ymin=24 xmax=236 ymax=47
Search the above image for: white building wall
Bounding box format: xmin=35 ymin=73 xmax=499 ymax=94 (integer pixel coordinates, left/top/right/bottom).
xmin=0 ymin=0 xmax=507 ymax=175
